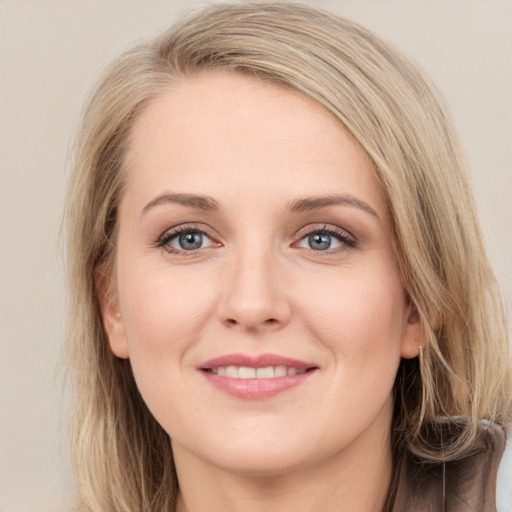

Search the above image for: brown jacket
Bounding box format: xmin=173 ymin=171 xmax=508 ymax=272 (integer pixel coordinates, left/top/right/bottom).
xmin=392 ymin=422 xmax=506 ymax=512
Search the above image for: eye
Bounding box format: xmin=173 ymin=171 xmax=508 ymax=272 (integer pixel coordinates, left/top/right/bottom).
xmin=157 ymin=225 xmax=218 ymax=254
xmin=174 ymin=231 xmax=206 ymax=250
xmin=306 ymin=233 xmax=335 ymax=251
xmin=295 ymin=225 xmax=356 ymax=252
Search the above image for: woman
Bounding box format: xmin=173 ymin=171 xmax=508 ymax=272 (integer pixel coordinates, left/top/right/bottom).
xmin=65 ymin=2 xmax=512 ymax=510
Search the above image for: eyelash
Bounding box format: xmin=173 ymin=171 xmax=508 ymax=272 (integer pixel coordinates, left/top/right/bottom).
xmin=295 ymin=224 xmax=356 ymax=253
xmin=155 ymin=224 xmax=216 ymax=255
xmin=155 ymin=223 xmax=356 ymax=255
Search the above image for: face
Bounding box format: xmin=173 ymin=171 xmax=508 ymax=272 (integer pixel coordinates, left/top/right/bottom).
xmin=101 ymin=72 xmax=421 ymax=477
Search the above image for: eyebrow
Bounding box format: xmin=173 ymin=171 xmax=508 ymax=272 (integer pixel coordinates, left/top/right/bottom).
xmin=141 ymin=193 xmax=220 ymax=216
xmin=288 ymin=195 xmax=379 ymax=218
xmin=141 ymin=192 xmax=378 ymax=219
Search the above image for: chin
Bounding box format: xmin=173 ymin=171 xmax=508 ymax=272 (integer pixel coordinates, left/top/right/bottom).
xmin=179 ymin=427 xmax=346 ymax=479
xmin=210 ymin=448 xmax=316 ymax=478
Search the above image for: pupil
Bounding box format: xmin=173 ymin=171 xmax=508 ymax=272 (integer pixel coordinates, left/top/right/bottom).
xmin=179 ymin=232 xmax=202 ymax=250
xmin=309 ymin=233 xmax=331 ymax=250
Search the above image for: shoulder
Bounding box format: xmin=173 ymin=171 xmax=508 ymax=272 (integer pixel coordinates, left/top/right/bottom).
xmin=393 ymin=420 xmax=508 ymax=512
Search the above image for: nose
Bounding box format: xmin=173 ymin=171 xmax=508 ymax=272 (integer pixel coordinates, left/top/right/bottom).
xmin=217 ymin=247 xmax=291 ymax=333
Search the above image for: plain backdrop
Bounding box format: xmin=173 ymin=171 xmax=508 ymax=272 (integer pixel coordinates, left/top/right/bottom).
xmin=0 ymin=1 xmax=511 ymax=510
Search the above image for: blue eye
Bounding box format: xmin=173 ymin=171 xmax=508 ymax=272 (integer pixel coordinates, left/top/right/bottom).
xmin=308 ymin=233 xmax=332 ymax=250
xmin=177 ymin=232 xmax=204 ymax=250
xmin=158 ymin=227 xmax=216 ymax=253
xmin=296 ymin=226 xmax=355 ymax=252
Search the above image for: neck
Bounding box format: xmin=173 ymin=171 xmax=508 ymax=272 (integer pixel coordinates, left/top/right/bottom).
xmin=173 ymin=410 xmax=394 ymax=512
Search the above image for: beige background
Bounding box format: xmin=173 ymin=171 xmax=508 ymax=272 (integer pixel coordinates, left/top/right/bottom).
xmin=0 ymin=1 xmax=511 ymax=510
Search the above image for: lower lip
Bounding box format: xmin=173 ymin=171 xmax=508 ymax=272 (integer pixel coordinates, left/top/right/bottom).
xmin=201 ymin=371 xmax=316 ymax=399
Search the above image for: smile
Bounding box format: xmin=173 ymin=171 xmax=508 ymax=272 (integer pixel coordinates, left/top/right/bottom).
xmin=199 ymin=353 xmax=318 ymax=399
xmin=206 ymin=366 xmax=309 ymax=378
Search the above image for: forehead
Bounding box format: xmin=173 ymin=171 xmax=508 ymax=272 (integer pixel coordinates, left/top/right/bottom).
xmin=124 ymin=71 xmax=387 ymax=218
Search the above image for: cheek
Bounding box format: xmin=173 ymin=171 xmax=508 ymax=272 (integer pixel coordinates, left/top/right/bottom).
xmin=115 ymin=263 xmax=220 ymax=425
xmin=295 ymin=270 xmax=405 ymax=431
xmin=299 ymin=268 xmax=407 ymax=369
xmin=117 ymin=259 xmax=219 ymax=363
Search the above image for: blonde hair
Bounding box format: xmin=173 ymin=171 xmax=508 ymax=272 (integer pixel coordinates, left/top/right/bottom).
xmin=65 ymin=2 xmax=511 ymax=510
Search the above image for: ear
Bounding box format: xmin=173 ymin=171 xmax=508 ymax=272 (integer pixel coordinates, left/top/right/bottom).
xmin=400 ymin=300 xmax=423 ymax=359
xmin=95 ymin=265 xmax=129 ymax=359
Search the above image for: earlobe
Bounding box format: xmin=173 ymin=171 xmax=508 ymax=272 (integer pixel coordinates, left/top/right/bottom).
xmin=95 ymin=265 xmax=130 ymax=359
xmin=400 ymin=302 xmax=423 ymax=359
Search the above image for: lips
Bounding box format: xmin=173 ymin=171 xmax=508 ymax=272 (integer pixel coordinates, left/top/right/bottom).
xmin=210 ymin=365 xmax=307 ymax=378
xmin=199 ymin=353 xmax=318 ymax=399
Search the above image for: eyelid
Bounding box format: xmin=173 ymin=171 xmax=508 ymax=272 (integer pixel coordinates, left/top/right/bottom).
xmin=155 ymin=223 xmax=221 ymax=254
xmin=293 ymin=223 xmax=356 ymax=251
xmin=153 ymin=222 xmax=356 ymax=255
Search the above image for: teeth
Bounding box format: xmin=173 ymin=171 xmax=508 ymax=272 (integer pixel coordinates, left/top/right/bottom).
xmin=225 ymin=366 xmax=238 ymax=378
xmin=256 ymin=366 xmax=274 ymax=378
xmin=239 ymin=367 xmax=256 ymax=379
xmin=275 ymin=365 xmax=287 ymax=377
xmin=209 ymin=365 xmax=308 ymax=379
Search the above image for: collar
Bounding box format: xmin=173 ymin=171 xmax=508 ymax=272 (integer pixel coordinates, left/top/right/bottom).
xmin=392 ymin=420 xmax=506 ymax=512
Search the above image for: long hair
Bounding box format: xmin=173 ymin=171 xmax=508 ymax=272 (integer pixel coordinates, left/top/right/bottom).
xmin=65 ymin=3 xmax=511 ymax=510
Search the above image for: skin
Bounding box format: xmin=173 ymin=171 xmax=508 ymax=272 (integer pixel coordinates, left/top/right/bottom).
xmin=100 ymin=71 xmax=421 ymax=512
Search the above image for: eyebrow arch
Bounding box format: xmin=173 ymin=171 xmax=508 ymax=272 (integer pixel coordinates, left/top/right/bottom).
xmin=141 ymin=193 xmax=220 ymax=216
xmin=288 ymin=195 xmax=378 ymax=218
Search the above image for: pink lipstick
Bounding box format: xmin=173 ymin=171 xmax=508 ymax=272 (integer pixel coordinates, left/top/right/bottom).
xmin=199 ymin=353 xmax=318 ymax=399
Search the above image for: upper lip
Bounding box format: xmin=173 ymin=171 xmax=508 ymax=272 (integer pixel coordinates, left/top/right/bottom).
xmin=199 ymin=353 xmax=317 ymax=370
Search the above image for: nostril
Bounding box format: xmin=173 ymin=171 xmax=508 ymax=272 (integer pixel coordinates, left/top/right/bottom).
xmin=222 ymin=315 xmax=285 ymax=330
